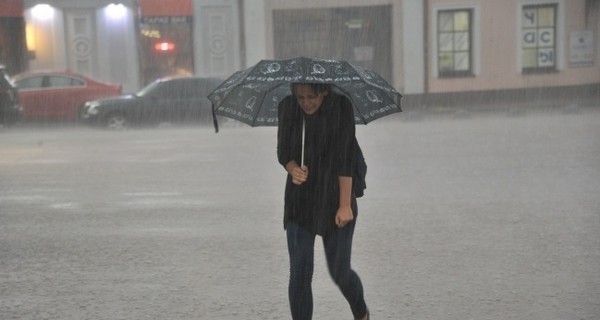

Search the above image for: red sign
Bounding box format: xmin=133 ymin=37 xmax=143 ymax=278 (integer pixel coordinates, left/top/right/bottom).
xmin=154 ymin=41 xmax=176 ymax=52
xmin=140 ymin=0 xmax=192 ymax=17
xmin=0 ymin=0 xmax=24 ymax=17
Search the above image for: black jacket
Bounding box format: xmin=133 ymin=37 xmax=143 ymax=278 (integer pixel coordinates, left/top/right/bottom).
xmin=277 ymin=92 xmax=356 ymax=236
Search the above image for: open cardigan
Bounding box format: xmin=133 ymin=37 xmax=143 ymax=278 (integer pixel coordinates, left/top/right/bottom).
xmin=277 ymin=92 xmax=356 ymax=236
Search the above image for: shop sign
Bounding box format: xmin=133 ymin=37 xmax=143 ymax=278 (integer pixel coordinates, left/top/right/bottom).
xmin=142 ymin=16 xmax=190 ymax=25
xmin=569 ymin=31 xmax=594 ymax=68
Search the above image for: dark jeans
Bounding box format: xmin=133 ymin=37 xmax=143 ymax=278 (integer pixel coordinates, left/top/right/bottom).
xmin=286 ymin=218 xmax=367 ymax=320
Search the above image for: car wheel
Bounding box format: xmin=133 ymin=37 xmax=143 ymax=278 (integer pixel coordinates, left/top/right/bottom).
xmin=105 ymin=112 xmax=128 ymax=130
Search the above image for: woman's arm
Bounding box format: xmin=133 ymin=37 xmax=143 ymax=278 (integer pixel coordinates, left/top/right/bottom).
xmin=335 ymin=176 xmax=353 ymax=228
xmin=335 ymin=96 xmax=356 ymax=228
xmin=277 ymin=96 xmax=294 ymax=168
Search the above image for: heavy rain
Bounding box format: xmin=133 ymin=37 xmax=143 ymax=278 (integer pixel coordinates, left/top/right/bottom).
xmin=1 ymin=1 xmax=599 ymax=320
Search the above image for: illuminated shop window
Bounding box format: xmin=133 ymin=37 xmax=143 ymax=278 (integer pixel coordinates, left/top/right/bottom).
xmin=521 ymin=4 xmax=557 ymax=73
xmin=140 ymin=16 xmax=193 ymax=84
xmin=437 ymin=9 xmax=473 ymax=78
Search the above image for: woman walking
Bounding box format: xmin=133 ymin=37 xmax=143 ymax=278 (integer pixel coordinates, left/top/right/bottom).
xmin=277 ymin=82 xmax=369 ymax=320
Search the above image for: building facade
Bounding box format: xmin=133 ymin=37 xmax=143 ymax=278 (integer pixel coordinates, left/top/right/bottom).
xmin=255 ymin=0 xmax=599 ymax=107
xmin=422 ymin=0 xmax=600 ymax=107
xmin=2 ymin=0 xmax=599 ymax=107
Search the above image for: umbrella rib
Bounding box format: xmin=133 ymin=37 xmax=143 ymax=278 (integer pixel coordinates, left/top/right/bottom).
xmin=210 ymin=57 xmax=402 ymax=129
xmin=249 ymin=82 xmax=288 ymax=127
xmin=331 ymin=85 xmax=369 ymax=125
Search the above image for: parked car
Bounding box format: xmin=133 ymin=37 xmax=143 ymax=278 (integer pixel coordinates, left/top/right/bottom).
xmin=81 ymin=76 xmax=222 ymax=129
xmin=0 ymin=65 xmax=22 ymax=127
xmin=14 ymin=71 xmax=122 ymax=122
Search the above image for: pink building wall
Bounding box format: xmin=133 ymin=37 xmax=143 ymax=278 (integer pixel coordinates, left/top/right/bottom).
xmin=427 ymin=0 xmax=599 ymax=94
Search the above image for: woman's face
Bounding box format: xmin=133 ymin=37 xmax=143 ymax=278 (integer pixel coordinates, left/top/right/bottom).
xmin=294 ymin=84 xmax=327 ymax=115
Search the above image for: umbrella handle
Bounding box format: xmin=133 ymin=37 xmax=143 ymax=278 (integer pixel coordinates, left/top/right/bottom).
xmin=212 ymin=104 xmax=219 ymax=133
xmin=301 ymin=118 xmax=305 ymax=167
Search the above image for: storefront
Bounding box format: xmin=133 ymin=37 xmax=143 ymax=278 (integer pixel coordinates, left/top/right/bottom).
xmin=0 ymin=0 xmax=26 ymax=75
xmin=139 ymin=0 xmax=194 ymax=85
xmin=262 ymin=0 xmax=404 ymax=92
xmin=272 ymin=5 xmax=393 ymax=82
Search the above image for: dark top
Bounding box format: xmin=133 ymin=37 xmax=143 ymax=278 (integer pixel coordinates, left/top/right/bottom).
xmin=277 ymin=92 xmax=356 ymax=236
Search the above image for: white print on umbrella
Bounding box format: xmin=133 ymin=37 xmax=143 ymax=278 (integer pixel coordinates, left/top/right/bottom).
xmin=311 ymin=64 xmax=326 ymax=74
xmin=261 ymin=63 xmax=281 ymax=74
xmin=246 ymin=96 xmax=257 ymax=112
xmin=366 ymin=90 xmax=383 ymax=103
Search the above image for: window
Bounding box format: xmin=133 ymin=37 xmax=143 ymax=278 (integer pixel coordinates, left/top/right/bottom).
xmin=155 ymin=80 xmax=187 ymax=99
xmin=154 ymin=82 xmax=176 ymax=99
xmin=437 ymin=9 xmax=473 ymax=78
xmin=521 ymin=4 xmax=557 ymax=73
xmin=16 ymin=76 xmax=43 ymax=89
xmin=140 ymin=16 xmax=194 ymax=85
xmin=48 ymin=76 xmax=84 ymax=88
xmin=273 ymin=6 xmax=392 ymax=82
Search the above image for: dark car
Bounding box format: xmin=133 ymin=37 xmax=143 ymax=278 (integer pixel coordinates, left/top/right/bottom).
xmin=81 ymin=76 xmax=222 ymax=129
xmin=0 ymin=65 xmax=22 ymax=127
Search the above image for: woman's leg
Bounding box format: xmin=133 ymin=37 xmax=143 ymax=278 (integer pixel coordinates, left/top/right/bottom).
xmin=323 ymin=210 xmax=368 ymax=319
xmin=287 ymin=222 xmax=316 ymax=320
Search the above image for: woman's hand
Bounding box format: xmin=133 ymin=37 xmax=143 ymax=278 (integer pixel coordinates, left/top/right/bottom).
xmin=286 ymin=161 xmax=308 ymax=185
xmin=335 ymin=206 xmax=354 ymax=228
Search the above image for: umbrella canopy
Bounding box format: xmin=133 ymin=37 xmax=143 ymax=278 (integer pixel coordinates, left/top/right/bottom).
xmin=208 ymin=57 xmax=401 ymax=132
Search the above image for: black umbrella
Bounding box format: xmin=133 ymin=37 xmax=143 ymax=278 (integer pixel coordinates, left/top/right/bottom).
xmin=207 ymin=57 xmax=402 ymax=132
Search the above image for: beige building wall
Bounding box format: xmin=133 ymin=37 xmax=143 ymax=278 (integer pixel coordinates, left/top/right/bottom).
xmin=427 ymin=0 xmax=600 ymax=93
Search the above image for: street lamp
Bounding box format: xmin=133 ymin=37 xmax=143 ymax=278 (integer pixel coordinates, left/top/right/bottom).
xmin=31 ymin=4 xmax=54 ymax=20
xmin=106 ymin=3 xmax=127 ymax=19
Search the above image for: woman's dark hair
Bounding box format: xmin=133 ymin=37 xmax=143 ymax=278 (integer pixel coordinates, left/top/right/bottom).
xmin=291 ymin=83 xmax=331 ymax=95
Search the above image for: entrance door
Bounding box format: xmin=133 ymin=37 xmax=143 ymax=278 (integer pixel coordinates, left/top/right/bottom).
xmin=64 ymin=9 xmax=97 ymax=76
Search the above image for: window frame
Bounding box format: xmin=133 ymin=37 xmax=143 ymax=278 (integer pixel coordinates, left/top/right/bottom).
xmin=436 ymin=9 xmax=474 ymax=78
xmin=517 ymin=0 xmax=564 ymax=74
xmin=520 ymin=3 xmax=558 ymax=74
xmin=431 ymin=4 xmax=480 ymax=80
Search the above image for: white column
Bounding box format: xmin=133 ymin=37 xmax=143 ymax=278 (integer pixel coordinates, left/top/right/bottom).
xmin=242 ymin=0 xmax=267 ymax=67
xmin=401 ymin=0 xmax=425 ymax=94
xmin=193 ymin=0 xmax=241 ymax=78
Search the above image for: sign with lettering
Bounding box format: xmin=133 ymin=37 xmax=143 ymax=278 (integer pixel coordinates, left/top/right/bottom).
xmin=569 ymin=31 xmax=594 ymax=67
xmin=522 ymin=29 xmax=554 ymax=48
xmin=142 ymin=16 xmax=190 ymax=25
xmin=521 ymin=6 xmax=557 ymax=68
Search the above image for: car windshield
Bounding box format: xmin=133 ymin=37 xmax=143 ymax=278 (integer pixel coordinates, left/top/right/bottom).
xmin=135 ymin=80 xmax=161 ymax=97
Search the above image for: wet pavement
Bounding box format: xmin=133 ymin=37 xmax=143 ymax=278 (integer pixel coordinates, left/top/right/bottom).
xmin=1 ymin=110 xmax=599 ymax=319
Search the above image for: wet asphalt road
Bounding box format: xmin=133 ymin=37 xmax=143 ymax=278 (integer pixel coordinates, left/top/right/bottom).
xmin=1 ymin=111 xmax=599 ymax=320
